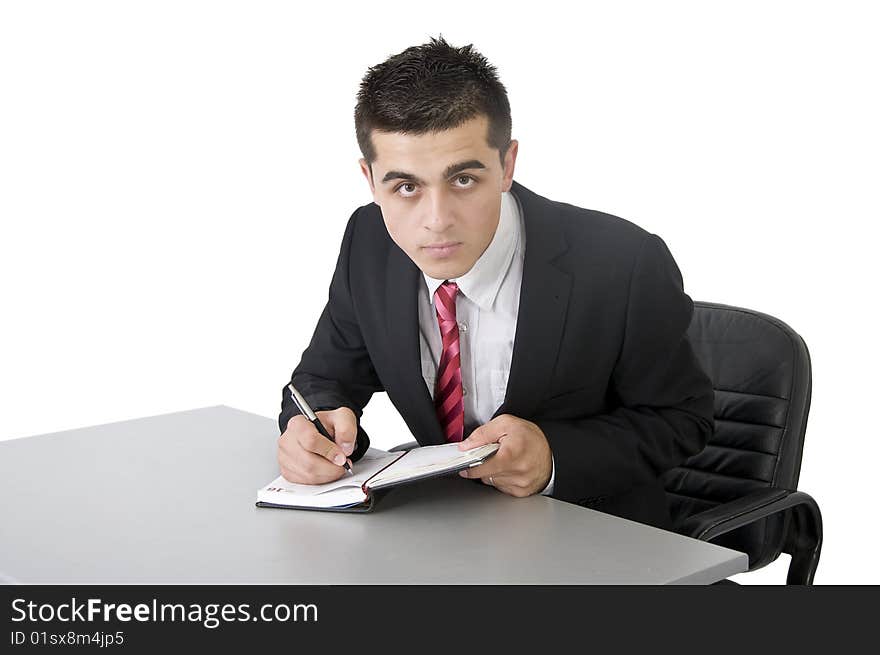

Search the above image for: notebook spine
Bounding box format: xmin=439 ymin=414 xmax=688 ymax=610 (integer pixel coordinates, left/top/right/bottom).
xmin=362 ymin=451 xmax=409 ymax=494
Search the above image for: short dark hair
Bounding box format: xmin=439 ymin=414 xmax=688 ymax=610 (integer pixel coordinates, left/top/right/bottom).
xmin=354 ymin=36 xmax=512 ymax=169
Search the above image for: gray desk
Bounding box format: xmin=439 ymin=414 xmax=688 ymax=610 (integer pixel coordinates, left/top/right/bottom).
xmin=0 ymin=406 xmax=747 ymax=584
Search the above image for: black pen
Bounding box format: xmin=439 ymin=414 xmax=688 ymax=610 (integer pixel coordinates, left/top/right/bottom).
xmin=287 ymin=383 xmax=353 ymax=475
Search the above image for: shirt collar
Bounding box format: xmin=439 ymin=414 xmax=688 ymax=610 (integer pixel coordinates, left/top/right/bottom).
xmin=423 ymin=189 xmax=522 ymax=311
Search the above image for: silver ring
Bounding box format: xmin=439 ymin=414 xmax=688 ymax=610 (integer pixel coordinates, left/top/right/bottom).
xmin=488 ymin=475 xmax=495 ymax=486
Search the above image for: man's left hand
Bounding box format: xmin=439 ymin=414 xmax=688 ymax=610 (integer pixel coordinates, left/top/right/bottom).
xmin=457 ymin=414 xmax=552 ymax=497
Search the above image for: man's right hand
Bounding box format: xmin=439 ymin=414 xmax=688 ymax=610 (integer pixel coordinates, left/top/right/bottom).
xmin=278 ymin=407 xmax=358 ymax=484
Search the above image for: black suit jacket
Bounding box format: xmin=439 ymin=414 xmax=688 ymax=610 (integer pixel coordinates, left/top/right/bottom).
xmin=279 ymin=180 xmax=714 ymax=530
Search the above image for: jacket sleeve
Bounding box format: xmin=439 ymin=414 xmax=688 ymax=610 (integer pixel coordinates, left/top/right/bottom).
xmin=278 ymin=207 xmax=384 ymax=462
xmin=535 ymin=233 xmax=714 ymax=505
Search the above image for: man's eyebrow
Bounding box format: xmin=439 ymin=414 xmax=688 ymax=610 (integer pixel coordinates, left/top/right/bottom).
xmin=380 ymin=159 xmax=487 ymax=185
xmin=381 ymin=170 xmax=425 ymax=185
xmin=443 ymin=159 xmax=487 ymax=178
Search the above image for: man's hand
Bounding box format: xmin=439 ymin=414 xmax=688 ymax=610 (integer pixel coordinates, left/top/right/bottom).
xmin=277 ymin=407 xmax=357 ymax=485
xmin=457 ymin=414 xmax=552 ymax=497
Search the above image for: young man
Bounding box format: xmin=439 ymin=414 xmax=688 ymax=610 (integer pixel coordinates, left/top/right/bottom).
xmin=277 ymin=36 xmax=714 ymax=530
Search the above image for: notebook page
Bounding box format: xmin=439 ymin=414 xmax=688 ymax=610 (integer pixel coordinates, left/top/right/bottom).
xmin=369 ymin=443 xmax=499 ymax=487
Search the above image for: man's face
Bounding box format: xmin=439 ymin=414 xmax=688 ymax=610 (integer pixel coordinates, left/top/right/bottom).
xmin=360 ymin=114 xmax=518 ymax=280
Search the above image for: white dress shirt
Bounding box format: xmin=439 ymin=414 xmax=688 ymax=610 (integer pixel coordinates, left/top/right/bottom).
xmin=417 ymin=189 xmax=555 ymax=495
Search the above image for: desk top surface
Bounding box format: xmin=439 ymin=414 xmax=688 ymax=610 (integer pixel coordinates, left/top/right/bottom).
xmin=0 ymin=406 xmax=747 ymax=584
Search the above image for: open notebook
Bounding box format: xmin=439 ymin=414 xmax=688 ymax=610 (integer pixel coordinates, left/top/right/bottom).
xmin=256 ymin=442 xmax=499 ymax=513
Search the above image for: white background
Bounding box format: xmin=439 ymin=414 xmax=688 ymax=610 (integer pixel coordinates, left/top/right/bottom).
xmin=1 ymin=1 xmax=877 ymax=584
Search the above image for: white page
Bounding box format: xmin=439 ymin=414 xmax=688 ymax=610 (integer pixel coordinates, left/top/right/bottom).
xmin=386 ymin=442 xmax=496 ymax=470
xmin=370 ymin=443 xmax=499 ymax=487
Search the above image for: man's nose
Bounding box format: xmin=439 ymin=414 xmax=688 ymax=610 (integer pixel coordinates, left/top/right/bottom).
xmin=424 ymin=190 xmax=455 ymax=231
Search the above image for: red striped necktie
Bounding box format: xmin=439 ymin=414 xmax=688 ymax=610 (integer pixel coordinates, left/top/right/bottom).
xmin=433 ymin=281 xmax=464 ymax=443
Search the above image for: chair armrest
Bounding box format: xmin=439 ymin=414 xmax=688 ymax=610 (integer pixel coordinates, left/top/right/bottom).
xmin=679 ymin=488 xmax=790 ymax=540
xmin=389 ymin=440 xmax=420 ymax=453
xmin=679 ymin=488 xmax=823 ymax=584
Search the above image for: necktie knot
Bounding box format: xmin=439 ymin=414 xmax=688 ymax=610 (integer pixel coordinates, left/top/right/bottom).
xmin=434 ymin=281 xmax=459 ymax=324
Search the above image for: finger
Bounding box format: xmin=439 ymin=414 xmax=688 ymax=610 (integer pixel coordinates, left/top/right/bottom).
xmin=489 ymin=476 xmax=529 ymax=497
xmin=283 ymin=440 xmax=349 ymax=484
xmin=458 ymin=459 xmax=503 ymax=480
xmin=296 ymin=423 xmax=349 ymax=467
xmin=277 ymin=425 xmax=303 ymax=461
xmin=299 ymin=449 xmax=349 ymax=484
xmin=458 ymin=425 xmax=484 ymax=450
xmin=320 ymin=408 xmax=358 ymax=456
xmin=482 ymin=473 xmax=513 ymax=487
xmin=459 ymin=424 xmax=508 ymax=451
xmin=278 ymin=434 xmax=311 ymax=476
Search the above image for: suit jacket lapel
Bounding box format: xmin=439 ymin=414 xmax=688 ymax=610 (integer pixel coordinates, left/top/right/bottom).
xmin=384 ymin=241 xmax=447 ymax=445
xmin=493 ymin=181 xmax=572 ymax=421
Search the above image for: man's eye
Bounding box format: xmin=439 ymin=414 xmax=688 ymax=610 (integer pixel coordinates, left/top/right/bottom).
xmin=454 ymin=175 xmax=475 ymax=187
xmin=396 ymin=183 xmax=417 ymax=197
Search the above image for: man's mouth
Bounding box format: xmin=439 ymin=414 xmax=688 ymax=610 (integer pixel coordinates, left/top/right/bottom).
xmin=421 ymin=242 xmax=462 ymax=258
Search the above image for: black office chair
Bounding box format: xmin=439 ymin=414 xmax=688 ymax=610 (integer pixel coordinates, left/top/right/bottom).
xmin=663 ymin=301 xmax=822 ymax=584
xmin=392 ymin=301 xmax=823 ymax=584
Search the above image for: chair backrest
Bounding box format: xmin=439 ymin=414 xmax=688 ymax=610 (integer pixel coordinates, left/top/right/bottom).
xmin=663 ymin=301 xmax=812 ymax=569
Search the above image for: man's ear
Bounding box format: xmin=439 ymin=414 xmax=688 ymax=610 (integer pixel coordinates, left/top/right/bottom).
xmin=501 ymin=139 xmax=519 ymax=192
xmin=359 ymin=158 xmax=376 ymax=200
